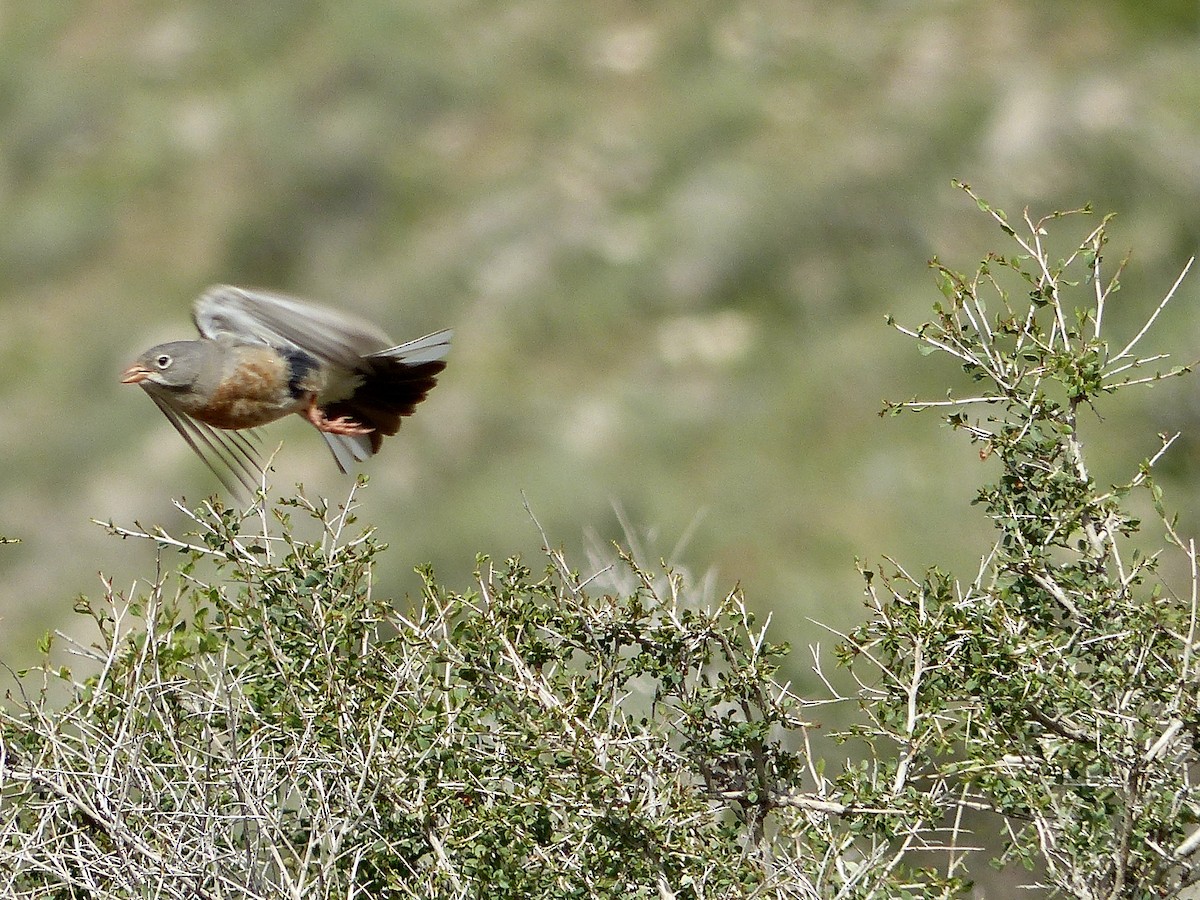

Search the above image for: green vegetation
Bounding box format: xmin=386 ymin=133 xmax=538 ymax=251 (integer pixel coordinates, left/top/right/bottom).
xmin=3 ymin=198 xmax=1198 ymax=897
xmin=6 ymin=5 xmax=1200 ymax=671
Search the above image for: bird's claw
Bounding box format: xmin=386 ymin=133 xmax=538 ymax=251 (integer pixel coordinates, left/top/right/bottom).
xmin=305 ymin=403 xmax=375 ymax=436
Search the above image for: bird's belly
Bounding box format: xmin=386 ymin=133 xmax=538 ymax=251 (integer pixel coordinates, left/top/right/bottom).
xmin=191 ymin=394 xmax=306 ymax=430
xmin=190 ymin=346 xmax=311 ymax=430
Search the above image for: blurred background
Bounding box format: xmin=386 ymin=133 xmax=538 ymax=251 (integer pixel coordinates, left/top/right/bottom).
xmin=4 ymin=2 xmax=1200 ymax=690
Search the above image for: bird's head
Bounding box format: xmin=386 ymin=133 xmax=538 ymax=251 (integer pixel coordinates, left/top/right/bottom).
xmin=120 ymin=341 xmax=208 ymax=392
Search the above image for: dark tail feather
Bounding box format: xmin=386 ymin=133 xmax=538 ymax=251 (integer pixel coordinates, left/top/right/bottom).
xmin=321 ymin=329 xmax=452 ymax=456
xmin=323 ymin=359 xmax=446 ymax=439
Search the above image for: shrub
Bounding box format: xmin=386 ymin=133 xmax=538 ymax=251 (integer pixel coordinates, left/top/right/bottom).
xmin=2 ymin=187 xmax=1197 ymax=897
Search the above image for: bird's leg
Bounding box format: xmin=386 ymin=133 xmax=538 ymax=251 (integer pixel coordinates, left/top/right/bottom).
xmin=302 ymin=395 xmax=375 ymax=436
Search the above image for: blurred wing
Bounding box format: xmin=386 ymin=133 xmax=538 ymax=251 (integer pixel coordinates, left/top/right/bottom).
xmin=148 ymin=393 xmax=264 ymax=496
xmin=193 ymin=285 xmax=394 ymax=370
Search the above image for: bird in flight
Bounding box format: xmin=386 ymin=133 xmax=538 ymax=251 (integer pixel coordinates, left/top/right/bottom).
xmin=121 ymin=285 xmax=451 ymax=493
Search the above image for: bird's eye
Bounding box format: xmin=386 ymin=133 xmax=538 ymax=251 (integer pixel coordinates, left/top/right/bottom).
xmin=156 ymin=354 xmax=172 ymax=369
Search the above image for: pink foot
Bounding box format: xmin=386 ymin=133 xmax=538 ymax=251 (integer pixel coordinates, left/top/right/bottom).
xmin=304 ymin=400 xmax=375 ymax=436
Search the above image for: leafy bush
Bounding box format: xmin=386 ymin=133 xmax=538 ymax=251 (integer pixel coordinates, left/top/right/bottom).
xmin=2 ymin=189 xmax=1198 ymax=898
xmin=1 ymin=487 xmax=814 ymax=899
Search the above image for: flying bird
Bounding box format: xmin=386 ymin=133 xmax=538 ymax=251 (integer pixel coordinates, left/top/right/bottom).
xmin=121 ymin=285 xmax=451 ymax=493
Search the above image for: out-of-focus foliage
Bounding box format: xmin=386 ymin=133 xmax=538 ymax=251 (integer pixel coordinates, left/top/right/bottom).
xmin=2 ymin=4 xmax=1200 ymax=700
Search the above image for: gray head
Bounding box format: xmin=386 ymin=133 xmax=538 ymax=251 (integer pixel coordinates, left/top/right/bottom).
xmin=120 ymin=340 xmax=211 ymax=392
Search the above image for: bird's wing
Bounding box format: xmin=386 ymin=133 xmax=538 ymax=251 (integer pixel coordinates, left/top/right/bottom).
xmin=146 ymin=392 xmax=265 ymax=496
xmin=193 ymin=285 xmax=394 ymax=370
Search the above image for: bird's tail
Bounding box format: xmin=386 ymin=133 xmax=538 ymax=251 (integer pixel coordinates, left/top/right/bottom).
xmin=320 ymin=329 xmax=453 ymax=471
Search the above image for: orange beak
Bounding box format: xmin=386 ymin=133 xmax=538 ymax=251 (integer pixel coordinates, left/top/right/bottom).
xmin=120 ymin=364 xmax=150 ymax=384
